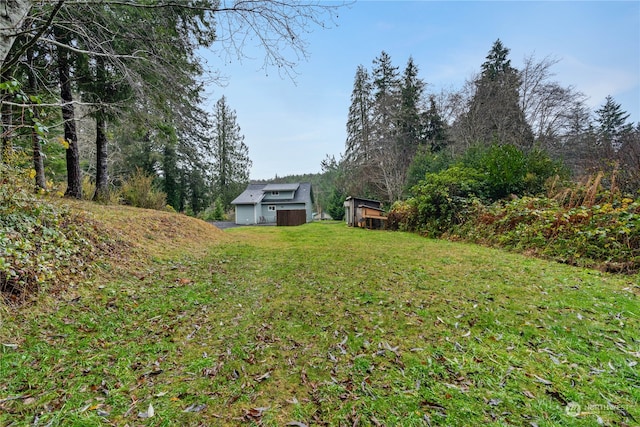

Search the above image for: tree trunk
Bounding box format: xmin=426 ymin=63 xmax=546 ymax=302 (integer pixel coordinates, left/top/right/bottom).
xmin=30 ymin=111 xmax=46 ymax=189
xmin=93 ymin=112 xmax=108 ymax=201
xmin=0 ymin=0 xmax=32 ymax=71
xmin=26 ymin=50 xmax=45 ymax=189
xmin=55 ymin=26 xmax=82 ymax=199
xmin=1 ymin=88 xmax=11 ymax=162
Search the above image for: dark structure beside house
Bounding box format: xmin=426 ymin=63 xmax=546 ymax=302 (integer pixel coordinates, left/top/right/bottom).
xmin=343 ymin=196 xmax=387 ymax=229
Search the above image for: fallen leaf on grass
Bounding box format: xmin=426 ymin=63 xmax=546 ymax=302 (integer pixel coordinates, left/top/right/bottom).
xmin=255 ymin=371 xmax=271 ymax=382
xmin=286 ymin=422 xmax=308 ymax=427
xmin=138 ymin=403 xmax=154 ymax=418
xmin=522 ymin=390 xmax=535 ymax=399
xmin=244 ymin=406 xmax=269 ymax=421
xmin=183 ymin=403 xmax=207 ymax=413
xmin=22 ymin=397 xmax=36 ymax=405
xmin=545 ymin=389 xmax=567 ymax=405
xmin=420 ymin=400 xmax=447 ymax=416
xmin=533 ymin=374 xmax=552 ymax=385
xmin=202 ymin=362 xmax=223 ymax=378
xmin=382 ymin=341 xmax=400 ymax=355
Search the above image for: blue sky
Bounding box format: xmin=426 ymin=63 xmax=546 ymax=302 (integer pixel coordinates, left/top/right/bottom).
xmin=201 ymin=1 xmax=640 ymax=180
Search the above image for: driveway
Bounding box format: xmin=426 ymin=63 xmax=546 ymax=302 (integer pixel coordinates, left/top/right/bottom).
xmin=210 ymin=221 xmax=239 ymax=230
xmin=210 ymin=221 xmax=276 ymax=230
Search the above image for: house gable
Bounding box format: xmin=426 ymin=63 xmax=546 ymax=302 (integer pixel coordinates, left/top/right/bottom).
xmin=262 ymin=183 xmax=299 ymax=202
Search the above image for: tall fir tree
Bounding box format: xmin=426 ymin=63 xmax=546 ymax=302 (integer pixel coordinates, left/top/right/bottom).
xmin=211 ymin=96 xmax=251 ymax=208
xmin=460 ymin=39 xmax=533 ymax=149
xmin=344 ymin=64 xmax=373 ymax=165
xmin=371 ymin=51 xmax=400 ymax=151
xmin=370 ymin=51 xmax=404 ymax=201
xmin=397 ymin=56 xmax=425 ymax=170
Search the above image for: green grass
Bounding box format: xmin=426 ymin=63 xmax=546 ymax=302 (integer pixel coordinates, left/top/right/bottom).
xmin=1 ymin=221 xmax=639 ymax=426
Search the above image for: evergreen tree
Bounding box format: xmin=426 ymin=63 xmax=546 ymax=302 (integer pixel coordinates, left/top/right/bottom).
xmin=595 ymin=95 xmax=632 ymax=149
xmin=422 ymin=95 xmax=448 ymax=152
xmin=371 ymin=51 xmax=400 ymax=151
xmin=481 ymin=39 xmax=513 ymax=79
xmin=460 ymin=39 xmax=533 ymax=149
xmin=370 ymin=51 xmax=403 ymax=201
xmin=211 ymin=96 xmax=251 ymax=208
xmin=396 ymin=56 xmax=425 ymax=170
xmin=326 ymin=186 xmax=346 ymax=221
xmin=344 ymin=64 xmax=373 ymax=165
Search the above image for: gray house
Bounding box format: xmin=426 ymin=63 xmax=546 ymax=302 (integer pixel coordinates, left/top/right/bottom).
xmin=231 ymin=182 xmax=314 ymax=225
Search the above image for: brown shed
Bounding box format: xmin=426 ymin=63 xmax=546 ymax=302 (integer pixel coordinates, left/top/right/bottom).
xmin=343 ymin=196 xmax=387 ymax=229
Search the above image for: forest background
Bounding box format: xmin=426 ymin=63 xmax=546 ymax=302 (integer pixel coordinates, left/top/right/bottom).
xmin=0 ymin=1 xmax=638 ymax=245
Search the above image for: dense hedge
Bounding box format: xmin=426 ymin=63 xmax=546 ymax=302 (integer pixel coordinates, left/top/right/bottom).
xmin=389 ymin=193 xmax=640 ymax=272
xmin=459 ymin=196 xmax=640 ymax=272
xmin=388 ymin=144 xmax=639 ymax=272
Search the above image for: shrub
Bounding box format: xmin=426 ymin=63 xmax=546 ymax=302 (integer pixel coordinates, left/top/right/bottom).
xmin=462 ymin=143 xmax=564 ymax=199
xmin=81 ymin=176 xmax=96 ymax=201
xmin=481 ymin=144 xmax=528 ymax=198
xmin=458 ymin=194 xmax=640 ymax=272
xmin=386 ymin=200 xmax=419 ymax=231
xmin=405 ymin=147 xmax=453 ymax=191
xmin=524 ymin=147 xmax=568 ymax=195
xmin=404 ymin=166 xmax=485 ymax=235
xmin=202 ymin=197 xmax=226 ymax=221
xmin=120 ymin=168 xmax=167 ymax=210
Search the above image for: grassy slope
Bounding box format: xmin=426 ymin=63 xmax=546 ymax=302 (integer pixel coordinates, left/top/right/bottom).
xmin=1 ymin=202 xmax=638 ymax=426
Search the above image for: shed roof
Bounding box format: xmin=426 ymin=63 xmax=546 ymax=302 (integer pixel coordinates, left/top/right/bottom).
xmin=345 ymin=196 xmax=383 ymax=209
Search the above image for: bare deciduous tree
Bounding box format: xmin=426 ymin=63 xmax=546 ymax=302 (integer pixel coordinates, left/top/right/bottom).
xmin=519 ymin=54 xmax=586 ymax=147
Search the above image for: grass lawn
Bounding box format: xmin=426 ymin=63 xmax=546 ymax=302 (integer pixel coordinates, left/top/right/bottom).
xmin=1 ymin=209 xmax=638 ymax=426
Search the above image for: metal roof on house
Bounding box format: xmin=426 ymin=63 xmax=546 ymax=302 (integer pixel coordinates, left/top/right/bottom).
xmin=263 ymin=183 xmax=300 ymax=192
xmin=230 ymin=184 xmax=266 ymax=205
xmin=289 ymin=182 xmax=312 ymax=204
xmin=231 ymin=182 xmax=312 ymax=205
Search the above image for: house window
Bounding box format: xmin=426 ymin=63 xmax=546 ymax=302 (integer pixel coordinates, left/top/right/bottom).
xmin=268 ymin=205 xmax=276 ymax=211
xmin=271 ymin=191 xmax=279 ymax=196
